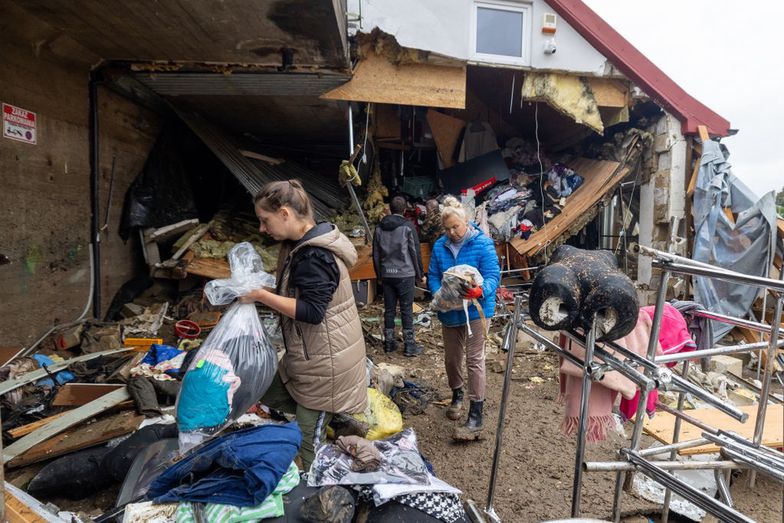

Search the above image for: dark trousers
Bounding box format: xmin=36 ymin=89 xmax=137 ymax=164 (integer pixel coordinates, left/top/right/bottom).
xmin=382 ymin=277 xmax=415 ymax=331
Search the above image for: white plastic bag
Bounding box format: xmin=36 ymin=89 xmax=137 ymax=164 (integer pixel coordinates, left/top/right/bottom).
xmin=176 ymin=243 xmax=278 ymax=452
xmin=431 ymin=265 xmax=484 ymax=336
xmin=204 ymin=242 xmax=276 ymax=305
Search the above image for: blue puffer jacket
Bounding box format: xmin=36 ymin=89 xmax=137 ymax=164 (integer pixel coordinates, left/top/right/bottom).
xmin=427 ymin=226 xmax=500 ymax=327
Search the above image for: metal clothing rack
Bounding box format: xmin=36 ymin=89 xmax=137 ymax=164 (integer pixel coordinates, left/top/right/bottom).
xmin=542 ymin=245 xmax=783 ymax=523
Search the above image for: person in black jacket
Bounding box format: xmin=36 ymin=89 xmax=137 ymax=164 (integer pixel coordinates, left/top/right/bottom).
xmin=373 ymin=195 xmax=425 ymax=357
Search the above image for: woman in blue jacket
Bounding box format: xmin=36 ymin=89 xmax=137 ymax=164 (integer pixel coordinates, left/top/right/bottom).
xmin=428 ymin=196 xmax=500 ymax=440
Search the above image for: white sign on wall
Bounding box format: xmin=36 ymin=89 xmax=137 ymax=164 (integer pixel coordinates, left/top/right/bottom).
xmin=3 ymin=102 xmax=37 ymax=144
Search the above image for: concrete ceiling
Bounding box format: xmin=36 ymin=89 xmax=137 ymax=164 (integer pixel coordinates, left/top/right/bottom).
xmin=11 ymin=0 xmax=348 ymax=69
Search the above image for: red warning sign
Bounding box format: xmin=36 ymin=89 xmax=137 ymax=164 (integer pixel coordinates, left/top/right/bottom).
xmin=3 ymin=103 xmax=37 ymax=144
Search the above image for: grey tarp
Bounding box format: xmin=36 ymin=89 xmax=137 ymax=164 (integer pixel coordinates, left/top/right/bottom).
xmin=692 ymin=140 xmax=778 ymax=340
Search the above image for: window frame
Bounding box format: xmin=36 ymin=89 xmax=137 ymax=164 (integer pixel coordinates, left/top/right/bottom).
xmin=469 ymin=0 xmax=533 ymax=66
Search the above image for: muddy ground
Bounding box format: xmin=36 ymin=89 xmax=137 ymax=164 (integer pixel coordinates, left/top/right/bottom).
xmin=370 ymin=311 xmax=783 ymax=523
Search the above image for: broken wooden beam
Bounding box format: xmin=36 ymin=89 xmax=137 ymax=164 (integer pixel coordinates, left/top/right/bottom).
xmin=2 ymin=387 xmax=130 ymax=463
xmin=6 ymin=412 xmax=69 ymax=440
xmin=8 ymin=409 xmax=144 ymax=469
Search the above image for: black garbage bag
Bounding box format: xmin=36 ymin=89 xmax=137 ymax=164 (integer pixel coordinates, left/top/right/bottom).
xmin=119 ymin=127 xmax=198 ymax=241
xmin=299 ymin=486 xmax=355 ymax=523
xmin=102 ymin=423 xmax=179 ymax=482
xmin=27 ymin=446 xmax=112 ymax=500
xmin=529 ymin=245 xmax=639 ymax=341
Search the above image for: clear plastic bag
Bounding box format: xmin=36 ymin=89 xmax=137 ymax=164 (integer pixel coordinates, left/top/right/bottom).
xmin=431 ymin=264 xmax=483 ymax=313
xmin=204 ymin=242 xmax=276 ymax=305
xmin=176 ymin=243 xmax=278 ymax=452
xmin=307 ymin=429 xmax=429 ymax=487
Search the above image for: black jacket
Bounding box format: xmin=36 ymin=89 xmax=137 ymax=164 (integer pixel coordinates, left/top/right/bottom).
xmin=372 ymin=214 xmax=424 ymax=280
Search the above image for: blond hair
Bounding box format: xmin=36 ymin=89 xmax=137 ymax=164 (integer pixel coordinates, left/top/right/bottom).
xmin=440 ymin=196 xmax=467 ymax=223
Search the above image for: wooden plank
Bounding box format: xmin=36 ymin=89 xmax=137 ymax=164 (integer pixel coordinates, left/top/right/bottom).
xmin=697 ymin=124 xmax=711 ymax=142
xmin=8 ymin=409 xmax=143 ymax=469
xmin=6 ymin=412 xmax=69 ymax=440
xmin=686 ymin=142 xmax=702 ymax=198
xmin=587 ymin=77 xmax=629 ymax=108
xmin=147 ymin=218 xmax=199 ymax=244
xmin=426 ymin=110 xmax=464 ymax=168
xmin=4 ymin=488 xmax=49 ymax=523
xmin=510 ymin=158 xmax=628 ymax=258
xmin=0 ymin=348 xmax=133 ymax=396
xmin=644 ymin=404 xmax=784 ymax=455
xmin=349 ymin=243 xmax=432 ymax=281
xmin=322 ymin=52 xmax=467 ymax=109
xmin=3 ymin=387 xmax=130 ymax=463
xmin=51 ymin=383 xmax=125 ymax=407
xmin=186 ymin=255 xmax=232 ymax=279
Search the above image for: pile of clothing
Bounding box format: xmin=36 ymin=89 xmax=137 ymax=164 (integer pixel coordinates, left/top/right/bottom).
xmin=477 ymin=162 xmax=583 ymax=242
xmin=309 ymin=428 xmax=466 ymax=523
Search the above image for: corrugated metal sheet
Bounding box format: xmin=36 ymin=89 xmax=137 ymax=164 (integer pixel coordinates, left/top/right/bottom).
xmin=174 ymin=108 xmax=342 ymax=219
xmin=136 ymin=73 xmax=349 ymax=97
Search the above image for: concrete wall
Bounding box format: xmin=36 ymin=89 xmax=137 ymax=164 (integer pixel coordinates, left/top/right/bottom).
xmin=0 ymin=1 xmax=160 ymax=346
xmin=637 ymin=111 xmax=688 ymax=300
xmin=349 ymin=0 xmax=610 ymax=74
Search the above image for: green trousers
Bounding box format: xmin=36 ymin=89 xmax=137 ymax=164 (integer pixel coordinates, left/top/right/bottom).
xmin=261 ymin=373 xmax=332 ymax=471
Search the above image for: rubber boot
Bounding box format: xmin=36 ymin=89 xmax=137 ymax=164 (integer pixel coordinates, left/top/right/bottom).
xmin=453 ymin=400 xmax=484 ymax=441
xmin=383 ymin=328 xmax=397 ymax=353
xmin=446 ymin=388 xmax=464 ymax=420
xmin=403 ymin=329 xmax=423 ymax=357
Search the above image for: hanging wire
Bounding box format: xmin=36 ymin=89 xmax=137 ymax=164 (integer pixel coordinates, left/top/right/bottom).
xmin=534 ymin=102 xmax=549 ymax=263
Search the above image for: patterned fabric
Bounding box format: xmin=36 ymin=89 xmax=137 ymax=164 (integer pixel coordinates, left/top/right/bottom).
xmin=396 ymin=491 xmax=465 ymax=523
xmin=175 ymin=462 xmax=300 ymax=522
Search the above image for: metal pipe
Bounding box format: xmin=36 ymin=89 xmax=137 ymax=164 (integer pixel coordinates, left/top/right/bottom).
xmin=704 ymin=432 xmax=784 ymax=469
xmin=714 ymin=469 xmax=734 ymax=506
xmin=662 ymin=360 xmax=690 ymax=523
xmin=621 ymin=451 xmax=754 ymax=523
xmin=562 ymin=330 xmax=655 ymax=391
xmin=639 ymin=437 xmax=710 ymax=457
xmin=571 ymin=316 xmax=598 ymax=517
xmin=721 ymin=448 xmax=784 ymax=483
xmin=485 ymin=296 xmax=523 ymax=521
xmin=635 ymin=244 xmax=740 ymax=273
xmin=689 ymin=309 xmax=782 ymax=338
xmin=651 ymin=260 xmax=784 ymax=293
xmin=751 ymin=270 xmax=784 ymax=487
xmin=500 ymin=266 xmax=541 ymax=274
xmin=654 ymin=338 xmax=784 ymax=364
xmin=518 ymin=323 xmax=592 ymax=373
xmin=613 ymin=270 xmax=670 ymax=522
xmin=605 ymin=339 xmax=748 ymax=422
xmin=89 ymin=75 xmax=101 ymax=318
xmin=583 ymin=460 xmax=743 ymax=472
xmin=756 ymin=293 xmax=768 ymax=380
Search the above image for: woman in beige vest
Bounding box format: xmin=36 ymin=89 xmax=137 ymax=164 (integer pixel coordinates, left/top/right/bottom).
xmin=241 ymin=179 xmax=367 ymax=470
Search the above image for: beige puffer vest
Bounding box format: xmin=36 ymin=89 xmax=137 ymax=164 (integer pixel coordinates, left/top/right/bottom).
xmin=277 ymin=225 xmax=368 ymax=414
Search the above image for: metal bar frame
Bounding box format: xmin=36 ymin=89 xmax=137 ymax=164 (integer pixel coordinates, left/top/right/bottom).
xmin=484 ymin=296 xmax=523 ymax=523
xmin=583 ymin=460 xmax=744 ymax=472
xmin=654 ymin=338 xmax=784 ymax=364
xmin=570 ymin=317 xmax=599 ymax=517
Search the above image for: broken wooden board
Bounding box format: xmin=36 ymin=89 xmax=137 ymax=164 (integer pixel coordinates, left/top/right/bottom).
xmin=321 ymin=52 xmax=467 ymax=109
xmin=644 ymin=404 xmax=783 ymax=455
xmin=510 ymin=158 xmax=628 ymax=258
xmin=51 ymin=383 xmax=125 ymax=407
xmin=3 ymin=387 xmax=130 ymax=463
xmin=7 ymin=412 xmax=69 ymax=439
xmin=8 ymin=409 xmax=143 ymax=469
xmin=0 ymin=347 xmax=133 ymax=396
xmin=4 ymin=482 xmax=59 ymax=522
xmin=185 ymin=252 xmax=232 ymax=280
xmin=349 ymin=243 xmax=432 ymax=281
xmin=146 ymin=218 xmax=200 ymax=244
xmin=426 ymin=109 xmax=464 ymax=168
xmin=521 ymin=73 xmax=604 ymax=133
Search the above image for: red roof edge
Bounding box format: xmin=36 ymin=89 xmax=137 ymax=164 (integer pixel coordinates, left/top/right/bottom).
xmin=547 ymin=0 xmax=731 ymax=137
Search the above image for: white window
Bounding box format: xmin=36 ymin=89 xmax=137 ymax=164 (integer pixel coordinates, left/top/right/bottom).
xmin=470 ymin=1 xmax=532 ymax=65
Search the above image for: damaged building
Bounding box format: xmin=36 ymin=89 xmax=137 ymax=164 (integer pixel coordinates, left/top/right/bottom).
xmin=1 ymin=0 xmax=782 ymax=521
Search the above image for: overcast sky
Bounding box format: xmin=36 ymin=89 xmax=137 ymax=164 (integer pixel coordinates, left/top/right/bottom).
xmin=583 ymin=0 xmax=783 ymax=199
